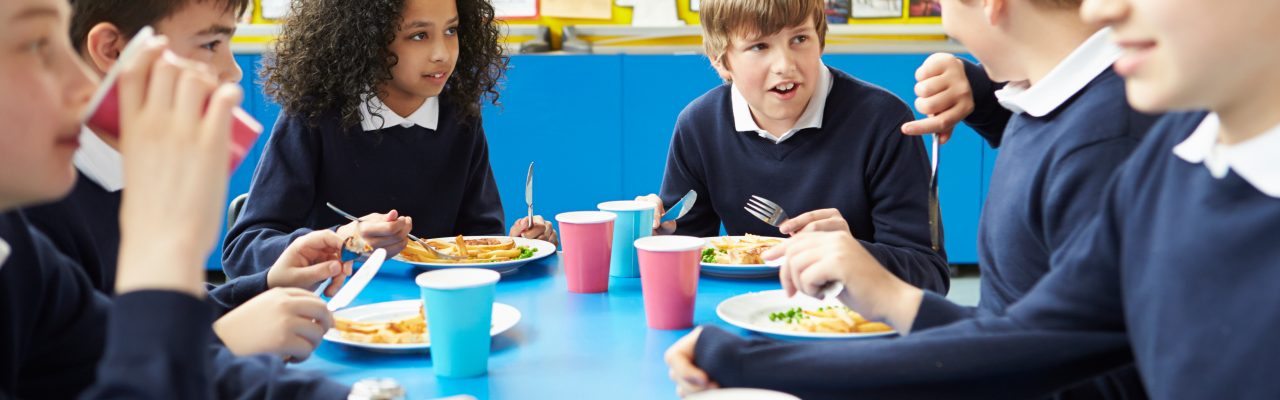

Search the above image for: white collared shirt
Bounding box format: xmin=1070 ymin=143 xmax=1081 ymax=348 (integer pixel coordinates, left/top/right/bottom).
xmin=0 ymin=238 xmax=9 ymax=272
xmin=358 ymin=94 xmax=440 ymax=132
xmin=73 ymin=125 xmax=124 ymax=192
xmin=995 ymin=28 xmax=1123 ymax=117
xmin=730 ymin=63 xmax=834 ymax=144
xmin=1173 ymin=114 xmax=1280 ymax=198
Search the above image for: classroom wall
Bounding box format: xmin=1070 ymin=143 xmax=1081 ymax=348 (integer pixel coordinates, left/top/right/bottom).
xmin=211 ymin=53 xmax=995 ymax=270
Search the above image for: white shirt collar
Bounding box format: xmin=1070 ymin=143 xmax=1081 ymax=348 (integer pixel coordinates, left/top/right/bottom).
xmin=0 ymin=238 xmax=9 ymax=272
xmin=995 ymin=28 xmax=1122 ymax=117
xmin=73 ymin=125 xmax=124 ymax=192
xmin=358 ymin=95 xmax=440 ymax=132
xmin=730 ymin=63 xmax=834 ymax=143
xmin=1173 ymin=113 xmax=1280 ymax=198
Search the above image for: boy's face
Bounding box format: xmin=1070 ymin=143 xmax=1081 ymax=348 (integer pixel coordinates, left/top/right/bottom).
xmin=1083 ymin=0 xmax=1280 ymax=112
xmin=940 ymin=0 xmax=1020 ymax=82
xmin=384 ymin=0 xmax=460 ymax=103
xmin=0 ymin=0 xmax=94 ymax=209
xmin=716 ymin=19 xmax=823 ymax=131
xmin=152 ymin=0 xmax=243 ymax=83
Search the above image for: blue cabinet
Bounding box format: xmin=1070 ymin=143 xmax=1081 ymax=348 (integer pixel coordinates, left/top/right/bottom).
xmin=215 ymin=52 xmax=990 ymax=270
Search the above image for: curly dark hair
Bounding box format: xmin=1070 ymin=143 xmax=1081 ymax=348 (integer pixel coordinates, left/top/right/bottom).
xmin=262 ymin=0 xmax=507 ymax=129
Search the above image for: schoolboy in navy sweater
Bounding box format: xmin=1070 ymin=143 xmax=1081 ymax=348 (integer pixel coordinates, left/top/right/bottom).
xmin=667 ymin=0 xmax=1280 ymax=396
xmin=642 ymin=0 xmax=948 ymax=293
xmin=0 ymin=1 xmax=347 ymax=397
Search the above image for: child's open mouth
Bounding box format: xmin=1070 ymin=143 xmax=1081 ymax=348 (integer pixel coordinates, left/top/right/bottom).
xmin=770 ymin=82 xmax=797 ymax=95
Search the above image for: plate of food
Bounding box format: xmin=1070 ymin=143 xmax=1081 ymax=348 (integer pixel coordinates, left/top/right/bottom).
xmin=324 ymin=299 xmax=521 ymax=353
xmin=395 ymin=235 xmax=556 ymax=274
xmin=716 ymin=290 xmax=896 ymax=340
xmin=700 ymin=235 xmax=784 ymax=278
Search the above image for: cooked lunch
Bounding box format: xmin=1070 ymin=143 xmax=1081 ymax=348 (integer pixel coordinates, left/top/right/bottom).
xmin=768 ymin=306 xmax=894 ymax=334
xmin=702 ymin=235 xmax=783 ymax=265
xmin=334 ymin=304 xmax=427 ymax=344
xmin=400 ymin=235 xmax=536 ymax=264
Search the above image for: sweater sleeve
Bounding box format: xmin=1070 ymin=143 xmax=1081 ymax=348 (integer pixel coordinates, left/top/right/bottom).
xmin=960 ymin=59 xmax=1012 ymax=148
xmin=206 ymin=345 xmax=349 ymax=400
xmin=859 ymin=107 xmax=951 ymax=294
xmin=694 ymin=199 xmax=1131 ymax=399
xmin=79 ymin=291 xmax=217 ymax=400
xmin=204 ymin=271 xmax=270 ymax=314
xmin=663 ymin=116 xmax=721 ymax=238
xmin=454 ymin=118 xmax=506 ymax=236
xmin=221 ymin=113 xmax=324 ymax=278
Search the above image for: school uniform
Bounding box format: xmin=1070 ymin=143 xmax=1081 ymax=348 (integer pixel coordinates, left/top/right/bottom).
xmin=659 ymin=64 xmax=949 ymax=293
xmin=0 ymin=211 xmax=349 ymax=399
xmin=913 ymin=29 xmax=1154 ymax=400
xmin=222 ymin=94 xmax=505 ymax=278
xmin=693 ymin=111 xmax=1280 ymax=399
xmin=22 ymin=127 xmax=269 ymax=312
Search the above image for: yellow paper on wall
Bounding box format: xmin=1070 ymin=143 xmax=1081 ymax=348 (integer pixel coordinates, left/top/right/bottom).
xmin=542 ymin=0 xmax=613 ymax=19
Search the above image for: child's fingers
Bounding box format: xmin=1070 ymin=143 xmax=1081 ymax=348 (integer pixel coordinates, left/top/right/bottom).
xmin=116 ymin=37 xmax=168 ymax=120
xmin=174 ymin=68 xmax=218 ymax=126
xmin=141 ymin=56 xmax=182 ymax=115
xmin=914 ymin=52 xmax=956 ymax=81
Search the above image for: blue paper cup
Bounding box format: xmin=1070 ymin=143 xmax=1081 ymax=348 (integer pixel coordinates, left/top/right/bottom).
xmin=416 ymin=268 xmax=501 ymax=378
xmin=597 ymin=200 xmax=656 ymax=278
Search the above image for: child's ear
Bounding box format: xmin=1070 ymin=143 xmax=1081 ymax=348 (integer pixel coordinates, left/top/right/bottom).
xmin=982 ymin=0 xmax=1007 ymax=26
xmin=84 ymin=23 xmax=126 ymax=75
xmin=709 ymin=54 xmax=733 ymax=82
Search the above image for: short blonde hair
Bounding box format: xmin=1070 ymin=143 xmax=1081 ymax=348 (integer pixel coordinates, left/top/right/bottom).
xmin=700 ymin=0 xmax=828 ymax=65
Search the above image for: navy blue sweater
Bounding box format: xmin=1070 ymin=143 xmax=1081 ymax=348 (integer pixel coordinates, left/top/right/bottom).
xmin=223 ymin=98 xmax=505 ymax=278
xmin=916 ymin=68 xmax=1158 ymax=328
xmin=0 ymin=212 xmax=348 ymax=399
xmin=22 ymin=172 xmax=269 ymax=312
xmin=693 ymin=112 xmax=1280 ymax=399
xmin=659 ymin=67 xmax=949 ymax=293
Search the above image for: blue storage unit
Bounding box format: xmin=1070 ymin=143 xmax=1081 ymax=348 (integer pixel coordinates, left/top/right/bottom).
xmin=214 ymin=52 xmax=990 ymax=271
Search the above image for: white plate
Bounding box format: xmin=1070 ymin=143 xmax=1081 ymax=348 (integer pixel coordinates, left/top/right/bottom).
xmin=700 ymin=236 xmax=783 ymax=278
xmin=394 ymin=236 xmax=556 ymax=274
xmin=716 ymin=290 xmax=897 ymax=340
xmin=323 ymin=299 xmax=521 ymax=353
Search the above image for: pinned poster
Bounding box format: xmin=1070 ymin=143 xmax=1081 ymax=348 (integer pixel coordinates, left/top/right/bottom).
xmin=851 ymin=0 xmax=902 ymax=19
xmin=494 ymin=0 xmax=539 ymax=19
xmin=619 ymin=0 xmax=684 ymax=26
xmin=260 ymin=0 xmax=290 ymax=19
xmin=541 ymin=0 xmax=612 ymax=19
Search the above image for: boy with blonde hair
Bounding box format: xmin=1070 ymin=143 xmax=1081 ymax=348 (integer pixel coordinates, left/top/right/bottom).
xmin=641 ymin=0 xmax=948 ymax=293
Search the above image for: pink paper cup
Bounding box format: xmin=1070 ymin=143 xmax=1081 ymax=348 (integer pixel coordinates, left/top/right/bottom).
xmin=555 ymin=211 xmax=617 ymax=293
xmin=635 ymin=235 xmax=706 ymax=330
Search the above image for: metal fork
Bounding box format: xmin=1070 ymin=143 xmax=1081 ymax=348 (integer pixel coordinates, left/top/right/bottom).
xmin=324 ymin=202 xmax=465 ymax=260
xmin=744 ymin=195 xmax=789 ymax=227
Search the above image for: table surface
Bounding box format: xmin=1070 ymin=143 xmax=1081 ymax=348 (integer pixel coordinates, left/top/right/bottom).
xmin=296 ymin=253 xmax=785 ymax=400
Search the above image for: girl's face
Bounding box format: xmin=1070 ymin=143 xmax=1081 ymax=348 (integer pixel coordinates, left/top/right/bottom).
xmin=1082 ymin=0 xmax=1280 ymax=112
xmin=0 ymin=0 xmax=95 ymax=210
xmin=382 ymin=0 xmax=459 ymax=105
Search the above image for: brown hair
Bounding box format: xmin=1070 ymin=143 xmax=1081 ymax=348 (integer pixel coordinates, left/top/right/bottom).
xmin=699 ymin=0 xmax=828 ymax=65
xmin=69 ymin=0 xmax=249 ymax=52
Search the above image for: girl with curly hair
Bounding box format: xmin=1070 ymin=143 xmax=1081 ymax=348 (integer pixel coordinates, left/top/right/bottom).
xmin=222 ymin=0 xmax=558 ymax=277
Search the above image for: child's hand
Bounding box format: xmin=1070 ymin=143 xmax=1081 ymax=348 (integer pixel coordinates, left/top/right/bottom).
xmin=335 ymin=210 xmax=412 ymax=256
xmin=114 ymin=37 xmax=244 ymax=297
xmin=777 ymin=208 xmax=851 ymax=236
xmin=901 ymin=53 xmax=974 ymax=144
xmin=267 ymin=230 xmax=352 ymax=296
xmin=763 ymin=231 xmax=924 ymax=333
xmin=212 ymin=288 xmax=333 ymax=361
xmin=636 ymin=194 xmax=677 ymax=235
xmin=664 ymin=327 xmax=719 ymax=397
xmin=509 ymin=216 xmax=558 ymax=246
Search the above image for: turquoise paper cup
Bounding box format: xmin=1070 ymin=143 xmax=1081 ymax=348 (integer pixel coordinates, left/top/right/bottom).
xmin=597 ymin=200 xmax=656 ymax=277
xmin=416 ymin=268 xmax=500 ymax=378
